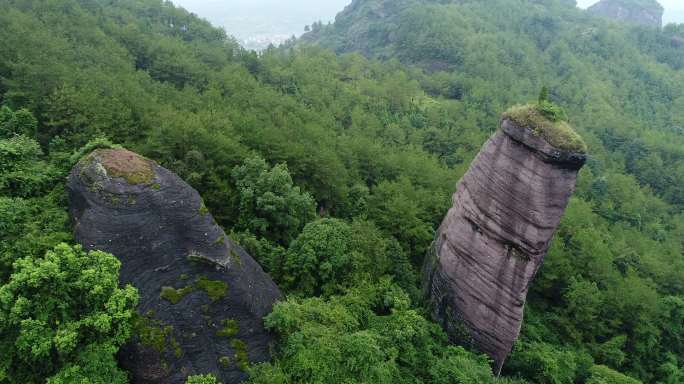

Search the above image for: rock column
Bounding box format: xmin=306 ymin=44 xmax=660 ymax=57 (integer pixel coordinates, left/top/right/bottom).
xmin=423 ymin=119 xmax=586 ymax=373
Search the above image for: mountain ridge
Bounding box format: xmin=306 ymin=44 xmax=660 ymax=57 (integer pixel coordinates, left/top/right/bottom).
xmin=588 ymin=0 xmax=664 ymax=27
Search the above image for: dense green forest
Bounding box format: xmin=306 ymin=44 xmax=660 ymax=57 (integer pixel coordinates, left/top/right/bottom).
xmin=0 ymin=0 xmax=682 ymax=383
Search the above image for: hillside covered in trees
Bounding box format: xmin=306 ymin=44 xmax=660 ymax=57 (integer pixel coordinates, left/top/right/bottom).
xmin=0 ymin=0 xmax=682 ymax=383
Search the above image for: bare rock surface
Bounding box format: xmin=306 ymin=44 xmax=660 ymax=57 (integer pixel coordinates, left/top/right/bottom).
xmin=68 ymin=148 xmax=282 ymax=384
xmin=423 ymin=119 xmax=586 ymax=374
xmin=588 ymin=0 xmax=663 ymax=28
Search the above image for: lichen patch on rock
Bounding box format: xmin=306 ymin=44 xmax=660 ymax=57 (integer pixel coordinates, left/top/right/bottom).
xmin=95 ymin=148 xmax=156 ymax=185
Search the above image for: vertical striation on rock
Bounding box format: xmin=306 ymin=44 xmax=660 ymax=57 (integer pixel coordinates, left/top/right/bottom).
xmin=423 ymin=115 xmax=586 ymax=374
xmin=68 ymin=148 xmax=282 ymax=384
xmin=588 ymin=0 xmax=664 ymax=28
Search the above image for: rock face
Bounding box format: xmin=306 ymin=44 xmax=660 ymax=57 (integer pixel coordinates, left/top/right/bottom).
xmin=299 ymin=0 xmax=415 ymax=55
xmin=588 ymin=0 xmax=663 ymax=28
xmin=68 ymin=148 xmax=282 ymax=384
xmin=423 ymin=119 xmax=586 ymax=374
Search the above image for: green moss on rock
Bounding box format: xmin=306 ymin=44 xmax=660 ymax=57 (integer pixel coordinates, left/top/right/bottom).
xmin=199 ymin=201 xmax=209 ymax=215
xmin=160 ymin=275 xmax=229 ymax=305
xmin=218 ymin=356 xmax=231 ymax=369
xmin=503 ymin=104 xmax=587 ymax=153
xmin=170 ymin=337 xmax=183 ymax=358
xmin=229 ymin=248 xmax=242 ymax=267
xmin=197 ymin=277 xmax=228 ymax=302
xmin=160 ymin=284 xmax=195 ymax=304
xmin=231 ymin=339 xmax=249 ymax=371
xmin=216 ymin=319 xmax=239 ymax=338
xmin=213 ymin=235 xmax=225 ymax=246
xmin=94 ymin=148 xmax=157 ymax=185
xmin=132 ymin=313 xmax=175 ymax=353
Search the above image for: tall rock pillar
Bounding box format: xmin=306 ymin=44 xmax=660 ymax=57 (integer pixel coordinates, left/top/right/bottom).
xmin=423 ymin=109 xmax=586 ymax=373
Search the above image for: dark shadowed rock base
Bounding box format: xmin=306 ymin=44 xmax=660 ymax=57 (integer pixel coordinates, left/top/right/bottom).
xmin=423 ymin=119 xmax=586 ymax=374
xmin=68 ymin=149 xmax=282 ymax=384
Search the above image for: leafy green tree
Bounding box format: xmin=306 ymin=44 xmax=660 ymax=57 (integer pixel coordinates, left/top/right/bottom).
xmin=0 ymin=134 xmax=57 ymax=198
xmin=535 ymin=88 xmax=568 ymax=122
xmin=430 ymin=347 xmax=528 ymax=384
xmin=0 ymin=196 xmax=71 ymax=283
xmin=561 ymin=278 xmax=603 ymax=343
xmin=248 ymin=280 xmax=516 ymax=384
xmin=230 ymin=230 xmax=287 ymax=279
xmin=587 ymin=365 xmax=642 ymax=384
xmin=539 ymin=86 xmax=550 ymax=105
xmin=368 ymin=177 xmax=447 ymax=263
xmin=0 ymin=243 xmax=139 ymax=383
xmin=8 ymin=109 xmax=37 ymax=138
xmin=45 ymin=344 xmax=130 ymax=384
xmin=281 ymin=218 xmax=393 ymax=296
xmin=592 ymin=336 xmax=628 ymax=369
xmin=0 ymin=107 xmax=37 ymax=138
xmin=658 ymin=297 xmax=684 ymax=360
xmin=0 ymin=107 xmax=13 ymax=137
xmin=232 ymin=156 xmax=316 ymax=246
xmin=505 ymin=341 xmax=592 ymax=384
xmin=186 ymin=374 xmax=221 ymax=384
xmin=654 ymin=354 xmax=684 ymax=384
xmin=281 ymin=218 xmax=355 ymax=296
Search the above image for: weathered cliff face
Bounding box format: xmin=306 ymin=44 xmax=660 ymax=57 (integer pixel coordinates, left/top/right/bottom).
xmin=588 ymin=0 xmax=663 ymax=28
xmin=68 ymin=148 xmax=282 ymax=384
xmin=423 ymin=118 xmax=586 ymax=374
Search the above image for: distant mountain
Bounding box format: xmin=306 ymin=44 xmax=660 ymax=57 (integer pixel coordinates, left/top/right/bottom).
xmin=588 ymin=0 xmax=664 ymax=27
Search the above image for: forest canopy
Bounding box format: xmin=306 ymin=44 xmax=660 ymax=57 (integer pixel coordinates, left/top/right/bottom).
xmin=0 ymin=0 xmax=682 ymax=383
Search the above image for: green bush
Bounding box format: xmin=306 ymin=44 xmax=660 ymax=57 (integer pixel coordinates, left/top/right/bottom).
xmin=503 ymin=104 xmax=586 ymax=153
xmin=186 ymin=374 xmax=221 ymax=384
xmin=0 ymin=135 xmax=58 ymax=197
xmin=232 ymin=156 xmax=316 ymax=246
xmin=0 ymin=243 xmax=139 ymax=383
xmin=247 ymin=281 xmax=514 ymax=384
xmin=0 ymin=107 xmax=37 ymax=138
xmin=504 ymin=341 xmax=592 ymax=384
xmin=281 ymin=218 xmax=400 ymax=297
xmin=587 ymin=365 xmax=643 ymax=384
xmin=281 ymin=218 xmax=355 ymax=296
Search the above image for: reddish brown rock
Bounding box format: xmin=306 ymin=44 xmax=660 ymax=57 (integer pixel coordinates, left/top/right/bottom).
xmin=423 ymin=118 xmax=586 ymax=374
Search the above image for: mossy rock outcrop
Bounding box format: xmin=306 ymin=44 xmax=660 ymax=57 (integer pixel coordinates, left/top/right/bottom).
xmin=68 ymin=148 xmax=282 ymax=384
xmin=502 ymin=104 xmax=587 ymax=154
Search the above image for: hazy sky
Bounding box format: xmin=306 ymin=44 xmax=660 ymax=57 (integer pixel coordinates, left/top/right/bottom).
xmin=173 ymin=0 xmax=351 ymax=48
xmin=172 ymin=0 xmax=683 ymax=48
